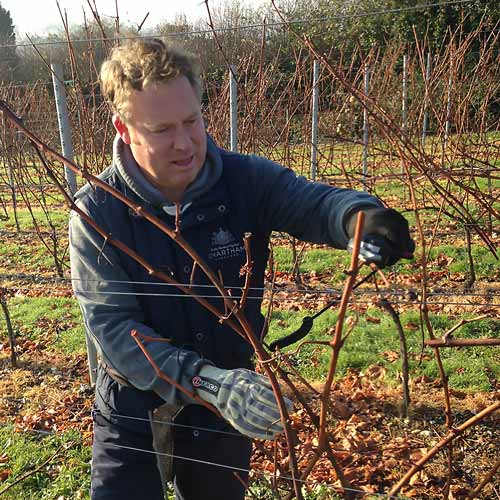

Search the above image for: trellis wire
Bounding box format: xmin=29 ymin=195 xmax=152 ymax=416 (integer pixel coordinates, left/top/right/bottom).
xmin=4 ymin=403 xmax=441 ymax=454
xmin=0 ymin=0 xmax=477 ymax=50
xmin=2 ymin=286 xmax=500 ymax=309
xmin=0 ymin=421 xmax=412 ymax=500
xmin=2 ymin=272 xmax=500 ymax=297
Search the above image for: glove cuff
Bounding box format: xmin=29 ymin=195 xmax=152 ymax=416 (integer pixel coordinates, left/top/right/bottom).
xmin=192 ymin=364 xmax=227 ymax=406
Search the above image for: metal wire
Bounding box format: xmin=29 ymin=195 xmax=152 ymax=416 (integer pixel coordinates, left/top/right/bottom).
xmin=2 ymin=272 xmax=500 ymax=300
xmin=2 ymin=287 xmax=500 ymax=308
xmin=0 ymin=392 xmax=461 ymax=458
xmin=0 ymin=0 xmax=475 ymax=50
xmin=0 ymin=395 xmax=430 ymax=454
xmin=105 ymin=441 xmax=413 ymax=499
xmin=3 ymin=284 xmax=500 ymax=308
xmin=0 ymin=421 xmax=412 ymax=499
xmin=35 ymin=288 xmax=500 ymax=307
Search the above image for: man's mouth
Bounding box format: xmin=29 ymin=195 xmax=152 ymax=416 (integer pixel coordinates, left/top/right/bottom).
xmin=172 ymin=155 xmax=194 ymax=167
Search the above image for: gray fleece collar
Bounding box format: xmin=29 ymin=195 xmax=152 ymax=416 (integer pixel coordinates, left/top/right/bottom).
xmin=112 ymin=134 xmax=223 ymax=213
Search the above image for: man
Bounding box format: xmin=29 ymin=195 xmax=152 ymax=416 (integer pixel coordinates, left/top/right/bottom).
xmin=70 ymin=39 xmax=414 ymax=500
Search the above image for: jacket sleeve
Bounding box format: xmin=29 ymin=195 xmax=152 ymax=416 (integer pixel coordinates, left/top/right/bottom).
xmin=69 ymin=205 xmax=205 ymax=406
xmin=249 ymin=156 xmax=383 ymax=248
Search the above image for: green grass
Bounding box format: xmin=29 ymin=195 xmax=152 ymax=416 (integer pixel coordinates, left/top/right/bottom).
xmin=0 ymin=208 xmax=70 ymax=274
xmin=272 ymin=242 xmax=419 ymax=281
xmin=0 ymin=426 xmax=91 ymax=500
xmin=0 ymin=208 xmax=69 ymax=232
xmin=1 ymin=296 xmax=86 ymax=355
xmin=0 ymin=238 xmax=66 ymax=274
xmin=272 ymin=245 xmax=348 ymax=277
xmin=272 ymin=232 xmax=499 ymax=282
xmin=427 ymin=244 xmax=499 ymax=277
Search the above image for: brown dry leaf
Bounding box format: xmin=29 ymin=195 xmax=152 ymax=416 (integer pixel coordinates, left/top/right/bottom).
xmin=405 ymin=322 xmax=420 ymax=331
xmin=331 ymin=400 xmax=351 ymax=419
xmin=409 ymin=470 xmax=424 ymax=486
xmin=364 ymin=365 xmax=387 ymax=380
xmin=435 ymin=253 xmax=454 ymax=267
xmin=427 ymin=270 xmax=448 ymax=279
xmin=0 ymin=468 xmax=11 ymax=481
xmin=383 ymin=351 xmax=400 ymax=363
xmin=413 ymin=375 xmax=433 ymax=385
xmin=363 ymin=465 xmax=378 ymax=482
xmin=404 ymin=273 xmax=422 ymax=284
xmin=402 ymin=487 xmax=421 ymax=497
xmin=449 ymin=388 xmax=467 ymax=399
xmin=341 ymin=467 xmax=359 ymax=482
xmin=330 ymin=450 xmax=350 ymax=461
xmin=366 ymin=315 xmax=381 ymax=324
xmin=410 ymin=448 xmax=429 ymax=462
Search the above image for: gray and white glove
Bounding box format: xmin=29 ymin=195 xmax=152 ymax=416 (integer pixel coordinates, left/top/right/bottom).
xmin=192 ymin=365 xmax=293 ymax=440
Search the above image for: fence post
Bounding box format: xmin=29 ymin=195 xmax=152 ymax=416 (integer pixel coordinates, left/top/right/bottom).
xmin=442 ymin=56 xmax=454 ymax=170
xmin=445 ymin=57 xmax=453 ymax=145
xmin=401 ymin=54 xmax=409 ymax=181
xmin=402 ymin=55 xmax=408 ymax=133
xmin=52 ymin=62 xmax=97 ymax=384
xmin=310 ymin=60 xmax=320 ymax=181
xmin=421 ymin=52 xmax=431 ymax=148
xmin=1 ymin=114 xmax=19 ymax=232
xmin=229 ymin=65 xmax=238 ymax=153
xmin=51 ymin=62 xmax=78 ymax=195
xmin=7 ymin=159 xmax=19 ymax=232
xmin=362 ymin=64 xmax=370 ymax=191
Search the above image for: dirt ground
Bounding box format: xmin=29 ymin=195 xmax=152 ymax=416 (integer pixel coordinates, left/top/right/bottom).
xmin=1 ymin=347 xmax=498 ymax=499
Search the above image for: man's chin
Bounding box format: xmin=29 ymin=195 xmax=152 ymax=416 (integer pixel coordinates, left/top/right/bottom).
xmin=169 ymin=168 xmax=202 ymax=191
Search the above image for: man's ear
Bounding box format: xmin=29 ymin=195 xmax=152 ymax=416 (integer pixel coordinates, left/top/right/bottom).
xmin=112 ymin=115 xmax=131 ymax=144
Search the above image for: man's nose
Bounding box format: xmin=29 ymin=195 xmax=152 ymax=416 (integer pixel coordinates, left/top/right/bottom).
xmin=172 ymin=127 xmax=191 ymax=151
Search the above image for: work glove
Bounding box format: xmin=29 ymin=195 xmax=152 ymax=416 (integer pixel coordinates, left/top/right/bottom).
xmin=346 ymin=207 xmax=415 ymax=268
xmin=192 ymin=365 xmax=293 ymax=440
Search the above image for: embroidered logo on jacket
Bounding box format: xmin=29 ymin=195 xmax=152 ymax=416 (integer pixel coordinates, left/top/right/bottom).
xmin=208 ymin=227 xmax=245 ymax=262
xmin=211 ymin=228 xmax=235 ymax=246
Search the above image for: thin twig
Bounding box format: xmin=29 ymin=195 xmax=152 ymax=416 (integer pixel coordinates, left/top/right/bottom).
xmin=389 ymin=401 xmax=500 ymax=496
xmin=466 ymin=456 xmax=500 ymax=499
xmin=0 ymin=445 xmax=66 ymax=496
xmin=131 ymin=329 xmax=217 ymax=412
xmin=0 ymin=287 xmax=16 ymax=367
xmin=239 ymin=232 xmax=253 ymax=309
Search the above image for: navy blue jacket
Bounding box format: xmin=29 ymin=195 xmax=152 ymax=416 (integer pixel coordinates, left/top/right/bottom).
xmin=69 ymin=136 xmax=382 ymax=408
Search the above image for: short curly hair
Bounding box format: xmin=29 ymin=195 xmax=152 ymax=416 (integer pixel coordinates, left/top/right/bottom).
xmin=100 ymin=38 xmax=203 ymax=121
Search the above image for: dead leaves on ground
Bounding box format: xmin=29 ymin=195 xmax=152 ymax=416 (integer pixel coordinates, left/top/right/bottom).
xmin=251 ymin=368 xmax=500 ymax=498
xmin=0 ymin=353 xmax=93 ymax=443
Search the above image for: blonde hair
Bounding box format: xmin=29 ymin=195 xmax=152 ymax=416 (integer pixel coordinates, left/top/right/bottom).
xmin=100 ymin=38 xmax=203 ymax=120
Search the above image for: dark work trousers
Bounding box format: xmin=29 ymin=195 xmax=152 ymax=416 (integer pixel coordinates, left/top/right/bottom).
xmin=91 ymin=365 xmax=253 ymax=500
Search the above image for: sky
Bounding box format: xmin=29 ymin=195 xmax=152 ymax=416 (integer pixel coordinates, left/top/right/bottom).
xmin=2 ymin=0 xmax=264 ymax=38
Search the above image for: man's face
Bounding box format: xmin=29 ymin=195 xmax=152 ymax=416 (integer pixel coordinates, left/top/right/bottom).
xmin=114 ymin=76 xmax=207 ymax=202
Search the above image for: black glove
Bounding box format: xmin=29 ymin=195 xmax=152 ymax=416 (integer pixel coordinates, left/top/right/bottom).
xmin=346 ymin=207 xmax=415 ymax=268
